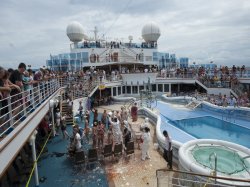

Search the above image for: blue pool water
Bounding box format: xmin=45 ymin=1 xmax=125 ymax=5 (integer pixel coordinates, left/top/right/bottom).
xmin=167 ymin=116 xmax=250 ymax=148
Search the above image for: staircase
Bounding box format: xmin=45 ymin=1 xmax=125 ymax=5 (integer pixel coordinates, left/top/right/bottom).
xmin=119 ymin=49 xmax=138 ymax=63
xmin=186 ymin=101 xmax=201 ymax=109
xmin=195 ymin=79 xmax=208 ymax=90
xmin=71 ymin=78 xmax=99 ymax=100
xmin=61 ymin=101 xmax=73 ymax=125
xmin=231 ymin=84 xmax=244 ymax=98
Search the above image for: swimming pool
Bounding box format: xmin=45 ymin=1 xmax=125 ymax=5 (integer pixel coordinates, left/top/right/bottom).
xmin=164 ymin=116 xmax=250 ymax=148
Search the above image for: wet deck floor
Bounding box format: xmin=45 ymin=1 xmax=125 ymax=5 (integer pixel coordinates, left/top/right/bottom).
xmin=29 ymin=104 xmax=170 ymax=187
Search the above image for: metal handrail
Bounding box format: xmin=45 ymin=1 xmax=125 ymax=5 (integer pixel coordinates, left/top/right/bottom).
xmin=156 ymin=168 xmax=250 ymax=187
xmin=209 ymin=152 xmax=217 ymax=184
xmin=0 ymin=77 xmax=70 ymax=138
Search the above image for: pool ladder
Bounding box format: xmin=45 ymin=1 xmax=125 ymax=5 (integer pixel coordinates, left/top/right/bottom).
xmin=209 ymin=152 xmax=217 ymax=184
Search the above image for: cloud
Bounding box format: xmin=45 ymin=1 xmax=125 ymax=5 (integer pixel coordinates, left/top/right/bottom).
xmin=0 ymin=0 xmax=249 ymax=68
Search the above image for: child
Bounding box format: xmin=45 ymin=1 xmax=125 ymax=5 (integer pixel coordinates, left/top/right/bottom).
xmin=97 ymin=121 xmax=105 ymax=149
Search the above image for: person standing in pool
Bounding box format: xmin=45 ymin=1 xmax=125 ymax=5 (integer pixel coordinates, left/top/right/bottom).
xmin=163 ymin=130 xmax=173 ymax=169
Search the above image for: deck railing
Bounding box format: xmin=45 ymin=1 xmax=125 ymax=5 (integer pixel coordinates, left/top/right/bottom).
xmin=0 ymin=77 xmax=71 ymax=140
xmin=156 ymin=169 xmax=250 ymax=187
xmin=0 ymin=74 xmax=105 ymax=142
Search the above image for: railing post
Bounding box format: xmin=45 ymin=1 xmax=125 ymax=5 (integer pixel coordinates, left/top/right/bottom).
xmin=22 ymin=88 xmax=27 ymax=117
xmin=38 ymin=82 xmax=42 ymax=104
xmin=60 ymin=77 xmax=63 ymax=87
xmin=7 ymin=94 xmax=14 ymax=127
xmin=57 ymin=78 xmax=60 ymax=89
xmin=31 ymin=85 xmax=35 ymax=109
xmin=49 ymin=79 xmax=52 ymax=96
xmin=42 ymin=82 xmax=46 ymax=101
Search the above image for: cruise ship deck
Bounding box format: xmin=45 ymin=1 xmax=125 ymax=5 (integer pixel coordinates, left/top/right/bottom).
xmin=1 ymin=19 xmax=250 ymax=187
xmin=27 ymin=104 xmax=170 ymax=187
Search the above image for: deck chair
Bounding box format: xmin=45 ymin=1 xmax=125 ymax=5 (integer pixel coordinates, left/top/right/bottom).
xmin=125 ymin=141 xmax=135 ymax=159
xmin=74 ymin=150 xmax=86 ymax=171
xmin=87 ymin=148 xmax=98 ymax=169
xmin=113 ymin=143 xmax=123 ymax=160
xmin=102 ymin=144 xmax=113 ymax=160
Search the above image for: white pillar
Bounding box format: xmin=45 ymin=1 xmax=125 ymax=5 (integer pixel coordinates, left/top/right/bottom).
xmin=29 ymin=130 xmax=39 ymax=186
xmin=51 ymin=107 xmax=56 ymax=137
xmin=49 ymin=100 xmax=56 ymax=136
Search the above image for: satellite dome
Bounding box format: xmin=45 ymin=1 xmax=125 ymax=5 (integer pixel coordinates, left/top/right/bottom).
xmin=66 ymin=21 xmax=84 ymax=42
xmin=141 ymin=22 xmax=161 ymax=42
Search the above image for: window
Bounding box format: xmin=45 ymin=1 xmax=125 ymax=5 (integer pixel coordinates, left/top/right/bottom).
xmin=81 ymin=52 xmax=89 ymax=63
xmin=158 ymin=84 xmax=163 ymax=92
xmin=118 ymin=87 xmax=121 ymax=95
xmin=122 ymin=86 xmax=125 ymax=94
xmin=132 ymin=86 xmax=138 ymax=94
xmin=113 ymin=87 xmax=117 ymax=96
xmin=164 ymin=84 xmax=169 ymax=92
xmin=139 ymin=85 xmax=144 ymax=91
xmin=153 ymin=52 xmax=158 ymax=61
xmin=152 ymin=84 xmax=156 ymax=91
xmin=70 ymin=53 xmax=76 ymax=59
xmin=127 ymin=86 xmax=131 ymax=94
xmin=77 ymin=53 xmax=81 ymax=59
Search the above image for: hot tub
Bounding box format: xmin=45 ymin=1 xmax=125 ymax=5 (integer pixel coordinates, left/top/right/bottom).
xmin=179 ymin=139 xmax=250 ymax=186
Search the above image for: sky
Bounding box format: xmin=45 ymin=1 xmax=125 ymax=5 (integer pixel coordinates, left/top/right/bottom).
xmin=0 ymin=0 xmax=250 ymax=69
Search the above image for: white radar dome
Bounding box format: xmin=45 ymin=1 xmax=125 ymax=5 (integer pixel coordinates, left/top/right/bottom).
xmin=141 ymin=22 xmax=161 ymax=42
xmin=66 ymin=21 xmax=85 ymax=42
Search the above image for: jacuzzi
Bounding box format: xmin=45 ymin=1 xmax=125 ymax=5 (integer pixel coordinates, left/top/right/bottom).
xmin=179 ymin=139 xmax=250 ymax=186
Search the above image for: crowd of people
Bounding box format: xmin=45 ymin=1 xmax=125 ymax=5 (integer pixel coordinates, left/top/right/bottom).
xmin=207 ymin=92 xmax=249 ymax=107
xmin=3 ymin=61 xmax=249 ymax=173
xmin=61 ymin=98 xmax=160 ymax=162
xmin=0 ymin=63 xmax=70 ymax=135
xmin=1 ymin=62 xmax=249 ymax=134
